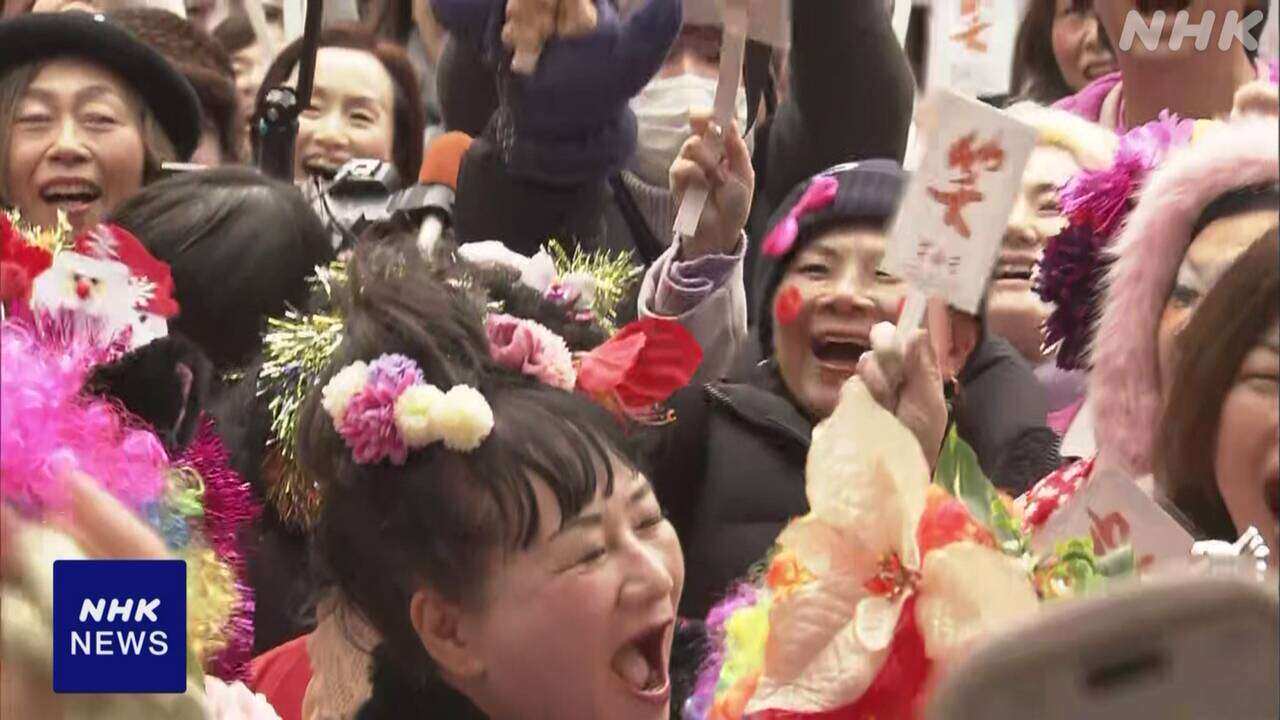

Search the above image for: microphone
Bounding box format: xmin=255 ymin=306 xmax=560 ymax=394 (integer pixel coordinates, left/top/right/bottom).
xmin=407 ymin=131 xmax=474 ymax=257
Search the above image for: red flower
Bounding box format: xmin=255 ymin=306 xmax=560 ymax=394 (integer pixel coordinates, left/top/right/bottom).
xmin=576 ymin=317 xmax=702 ymax=413
xmin=0 ymin=214 xmax=52 ymax=305
xmin=916 ymin=485 xmax=996 ymax=557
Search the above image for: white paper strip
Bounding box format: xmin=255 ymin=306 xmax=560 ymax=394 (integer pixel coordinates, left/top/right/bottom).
xmin=671 ymin=13 xmax=746 ymax=238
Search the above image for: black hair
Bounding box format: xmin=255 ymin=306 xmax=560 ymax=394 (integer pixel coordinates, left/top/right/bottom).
xmin=1011 ymin=0 xmax=1090 ymax=104
xmin=110 ymin=166 xmax=335 ymax=371
xmin=1191 ymin=182 xmax=1280 ymax=239
xmin=302 ymin=242 xmax=640 ymax=691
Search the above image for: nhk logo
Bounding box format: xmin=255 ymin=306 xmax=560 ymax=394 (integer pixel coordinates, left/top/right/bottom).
xmin=53 ymin=560 xmax=186 ymax=693
xmin=1119 ymin=9 xmax=1267 ymax=52
xmin=70 ymin=597 xmax=170 ymax=657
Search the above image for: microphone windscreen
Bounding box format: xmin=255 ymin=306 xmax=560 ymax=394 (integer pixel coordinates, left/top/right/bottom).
xmin=418 ymin=131 xmax=474 ymax=189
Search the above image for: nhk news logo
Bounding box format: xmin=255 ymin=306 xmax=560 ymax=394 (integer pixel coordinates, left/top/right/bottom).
xmin=1119 ymin=9 xmax=1268 ymax=52
xmin=52 ymin=559 xmax=186 ymax=693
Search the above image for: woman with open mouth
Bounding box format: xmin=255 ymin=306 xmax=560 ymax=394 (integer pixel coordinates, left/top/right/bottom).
xmin=1057 ymin=0 xmax=1277 ymax=131
xmin=255 ymin=23 xmax=423 ymax=186
xmin=0 ymin=12 xmax=202 ymax=234
xmin=982 ymin=103 xmax=1116 ymax=424
xmin=639 ymin=158 xmax=1023 ymax=621
xmin=1156 ymin=229 xmax=1280 ymax=556
xmin=294 ymin=246 xmax=686 ymax=720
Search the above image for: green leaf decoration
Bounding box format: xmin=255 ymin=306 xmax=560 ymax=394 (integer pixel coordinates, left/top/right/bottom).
xmin=936 ymin=422 xmax=993 ymax=530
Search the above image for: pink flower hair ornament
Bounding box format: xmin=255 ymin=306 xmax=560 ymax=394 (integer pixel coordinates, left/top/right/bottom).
xmin=761 ymin=175 xmax=839 ymax=258
xmin=485 ymin=314 xmax=577 ymax=390
xmin=320 ymin=354 xmax=495 ymax=465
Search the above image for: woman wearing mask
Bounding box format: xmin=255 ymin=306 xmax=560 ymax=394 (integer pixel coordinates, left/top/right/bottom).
xmin=0 ymin=12 xmax=202 ymax=234
xmin=1011 ymin=0 xmax=1118 ymax=104
xmin=434 ymin=0 xmax=914 ymax=301
xmin=1155 ymin=229 xmax=1279 ymax=551
xmin=255 ymin=23 xmax=424 ymax=185
xmin=1057 ymin=0 xmax=1277 ymax=131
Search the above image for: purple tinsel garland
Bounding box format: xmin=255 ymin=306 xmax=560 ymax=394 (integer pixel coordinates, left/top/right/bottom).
xmin=181 ymin=415 xmax=262 ymax=681
xmin=1036 ymin=111 xmax=1195 ymax=370
xmin=686 ymin=582 xmax=760 ymax=718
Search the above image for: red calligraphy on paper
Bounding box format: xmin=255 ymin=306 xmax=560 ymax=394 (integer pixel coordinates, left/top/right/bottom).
xmin=952 ymin=0 xmax=991 ymax=52
xmin=927 ymin=132 xmax=1005 ymax=240
xmin=1088 ymin=508 xmax=1156 ymax=571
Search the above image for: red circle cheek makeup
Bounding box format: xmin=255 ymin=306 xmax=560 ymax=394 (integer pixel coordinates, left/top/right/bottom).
xmin=775 ymin=286 xmax=803 ymax=326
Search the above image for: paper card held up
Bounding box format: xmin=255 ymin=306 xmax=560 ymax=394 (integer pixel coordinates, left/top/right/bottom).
xmin=881 ymin=89 xmax=1036 ymax=315
xmin=1031 ymin=467 xmax=1196 ymax=572
xmin=926 ymin=0 xmax=1021 ymax=97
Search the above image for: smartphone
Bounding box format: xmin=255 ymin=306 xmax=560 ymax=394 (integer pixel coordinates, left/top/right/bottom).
xmin=926 ymin=574 xmax=1279 ymax=720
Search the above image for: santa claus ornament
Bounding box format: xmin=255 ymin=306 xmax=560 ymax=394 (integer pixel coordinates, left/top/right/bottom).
xmin=29 ymin=224 xmax=179 ymax=350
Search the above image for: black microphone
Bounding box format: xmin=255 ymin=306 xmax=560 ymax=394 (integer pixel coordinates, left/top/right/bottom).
xmin=253 ymin=0 xmax=324 ymax=180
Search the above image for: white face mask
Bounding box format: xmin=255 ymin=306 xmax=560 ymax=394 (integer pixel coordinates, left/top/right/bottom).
xmin=629 ymin=73 xmax=750 ymax=188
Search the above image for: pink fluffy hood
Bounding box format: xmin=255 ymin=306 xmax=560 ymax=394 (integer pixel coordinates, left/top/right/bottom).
xmin=1089 ymin=116 xmax=1279 ymax=478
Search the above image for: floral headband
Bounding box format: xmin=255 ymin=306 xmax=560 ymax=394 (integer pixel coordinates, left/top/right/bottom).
xmin=320 ymin=353 xmax=494 ymax=465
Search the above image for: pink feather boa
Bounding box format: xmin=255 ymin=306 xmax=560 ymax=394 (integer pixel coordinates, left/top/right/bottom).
xmin=0 ymin=314 xmax=166 ymax=515
xmin=1090 ymin=116 xmax=1279 ymax=477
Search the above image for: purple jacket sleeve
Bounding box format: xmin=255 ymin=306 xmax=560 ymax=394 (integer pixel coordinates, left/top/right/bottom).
xmin=430 ymin=0 xmax=502 ymax=47
xmin=638 ymin=234 xmax=749 ymax=384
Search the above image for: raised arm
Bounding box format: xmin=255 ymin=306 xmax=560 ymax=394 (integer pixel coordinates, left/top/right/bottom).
xmin=764 ymin=0 xmax=915 ymax=208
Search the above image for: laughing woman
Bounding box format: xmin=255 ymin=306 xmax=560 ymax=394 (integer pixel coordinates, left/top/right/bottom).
xmin=255 ymin=23 xmax=424 ymax=185
xmin=298 ymin=248 xmax=685 ymax=719
xmin=0 ymin=12 xmax=201 ymax=234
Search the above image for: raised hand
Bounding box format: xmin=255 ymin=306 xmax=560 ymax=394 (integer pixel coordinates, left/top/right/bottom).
xmin=856 ymin=322 xmax=948 ymax=467
xmin=670 ymin=114 xmax=755 ymax=260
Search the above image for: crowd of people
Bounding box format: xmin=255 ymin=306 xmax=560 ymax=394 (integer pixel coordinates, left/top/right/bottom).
xmin=0 ymin=0 xmax=1277 ymax=718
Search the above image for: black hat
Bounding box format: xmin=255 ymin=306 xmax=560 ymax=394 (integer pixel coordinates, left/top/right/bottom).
xmin=0 ymin=12 xmax=203 ymax=160
xmin=753 ymin=159 xmax=907 ymax=353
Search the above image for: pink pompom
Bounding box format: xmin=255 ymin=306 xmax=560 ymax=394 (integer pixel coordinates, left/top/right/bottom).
xmin=1 ymin=317 xmax=167 ymax=516
xmin=338 ymin=384 xmax=408 ymax=465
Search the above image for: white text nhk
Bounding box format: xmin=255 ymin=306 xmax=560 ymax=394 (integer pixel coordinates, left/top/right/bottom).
xmin=70 ymin=598 xmax=169 ymax=656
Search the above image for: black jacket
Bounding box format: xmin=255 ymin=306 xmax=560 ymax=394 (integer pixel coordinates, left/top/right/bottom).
xmin=649 ymin=335 xmax=1062 ymax=621
xmin=649 ymin=364 xmax=812 ymax=620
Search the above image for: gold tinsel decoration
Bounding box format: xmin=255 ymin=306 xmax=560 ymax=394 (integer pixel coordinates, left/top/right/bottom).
xmin=182 ymin=545 xmax=239 ymax=665
xmin=4 ymin=207 xmax=73 ymax=255
xmin=544 ymin=240 xmax=641 ymax=332
xmin=256 ymin=260 xmax=348 ymax=530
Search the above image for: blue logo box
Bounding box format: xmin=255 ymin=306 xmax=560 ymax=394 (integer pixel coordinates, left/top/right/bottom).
xmin=53 ymin=559 xmax=187 ymax=693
